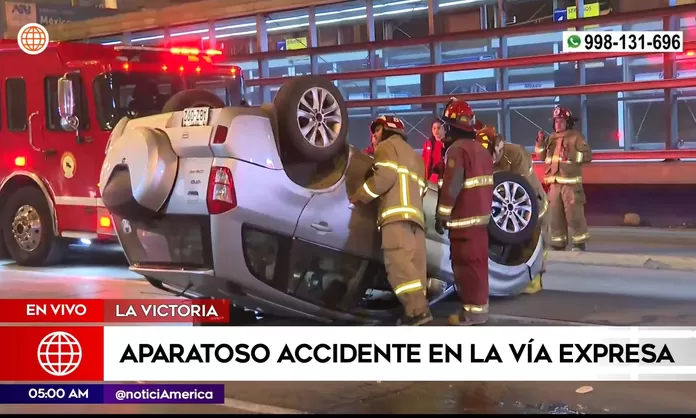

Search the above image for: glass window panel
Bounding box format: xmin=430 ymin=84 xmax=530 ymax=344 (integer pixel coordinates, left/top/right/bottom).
xmin=214 ymin=16 xmax=258 ymax=56
xmin=371 ymin=75 xmax=426 ymax=104
xmin=625 ymin=93 xmax=666 ymax=149
xmin=611 ymin=0 xmax=668 ymax=14
xmin=444 ymin=68 xmax=499 ymax=94
xmin=508 ymin=96 xmax=558 ymax=148
xmin=374 ymin=0 xmax=429 ymax=41
xmin=245 ymin=86 xmax=262 ymax=107
xmin=440 ymin=37 xmax=500 ymax=64
xmin=168 ymin=22 xmax=210 ymax=48
xmin=337 ymin=79 xmax=372 ymax=101
xmin=267 ymin=8 xmax=310 ymax=52
xmin=376 ymin=44 xmax=431 ymax=69
xmin=677 ymin=88 xmax=696 ymax=149
xmin=585 ymin=57 xmax=623 ymax=85
xmin=230 ymin=60 xmax=260 ymax=80
xmin=587 ymin=94 xmax=621 ymax=150
xmin=316 ymin=51 xmax=371 ymax=75
xmin=348 ymin=107 xmax=373 ymax=148
xmin=267 ymin=56 xmax=312 ymax=78
xmin=130 ymin=29 xmax=165 ymax=46
xmin=506 ymin=30 xmax=560 ymax=59
xmin=316 ymin=0 xmax=369 ymax=47
xmin=434 ymin=0 xmax=489 ymax=34
xmin=509 ymin=64 xmax=563 ymax=90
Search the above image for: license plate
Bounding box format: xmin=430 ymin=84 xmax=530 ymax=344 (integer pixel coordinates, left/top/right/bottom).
xmin=182 ymin=107 xmax=210 ymax=127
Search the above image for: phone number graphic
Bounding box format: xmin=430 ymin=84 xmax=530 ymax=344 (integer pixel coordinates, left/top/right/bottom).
xmin=562 ymin=31 xmax=683 ymax=53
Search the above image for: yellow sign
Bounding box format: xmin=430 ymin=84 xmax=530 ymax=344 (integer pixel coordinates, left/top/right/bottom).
xmin=566 ymin=2 xmax=600 ymax=20
xmin=61 ymin=152 xmax=76 ymax=179
xmin=285 ymin=37 xmax=307 ymax=50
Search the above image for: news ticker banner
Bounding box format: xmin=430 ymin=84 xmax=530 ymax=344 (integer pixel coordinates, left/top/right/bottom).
xmin=2 ymin=325 xmax=696 ymax=382
xmin=0 ymin=299 xmax=230 ymax=324
xmin=0 ymin=384 xmax=224 ymax=404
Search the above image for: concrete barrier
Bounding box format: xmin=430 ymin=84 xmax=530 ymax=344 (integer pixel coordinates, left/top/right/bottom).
xmin=548 ymin=251 xmax=696 ymax=272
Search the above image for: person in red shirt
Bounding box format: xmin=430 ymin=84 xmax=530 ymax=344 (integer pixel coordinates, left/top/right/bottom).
xmin=421 ymin=119 xmax=446 ymax=183
xmin=363 ymin=130 xmax=378 ymax=156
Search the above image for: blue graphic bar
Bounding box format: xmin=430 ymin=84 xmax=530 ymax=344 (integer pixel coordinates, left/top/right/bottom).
xmin=0 ymin=384 xmax=226 ymax=404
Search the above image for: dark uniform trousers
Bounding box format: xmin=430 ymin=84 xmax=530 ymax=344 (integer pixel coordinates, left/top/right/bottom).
xmin=450 ymin=226 xmax=489 ymax=307
xmin=382 ymin=221 xmax=428 ymax=317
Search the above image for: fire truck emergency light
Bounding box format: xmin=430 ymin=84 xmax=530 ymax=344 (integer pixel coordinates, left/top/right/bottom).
xmin=14 ymin=156 xmax=26 ymax=167
xmin=170 ymin=47 xmax=222 ymax=56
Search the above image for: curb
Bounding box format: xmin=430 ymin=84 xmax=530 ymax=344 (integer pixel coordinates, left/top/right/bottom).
xmin=547 ymin=251 xmax=696 ymax=272
xmin=589 ymin=227 xmax=696 ymax=241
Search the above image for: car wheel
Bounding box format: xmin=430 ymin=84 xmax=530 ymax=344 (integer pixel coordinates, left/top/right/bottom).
xmin=161 ymin=89 xmax=225 ymax=113
xmin=274 ymin=76 xmax=348 ymax=162
xmin=1 ymin=187 xmax=67 ymax=266
xmin=489 ymin=171 xmax=539 ymax=245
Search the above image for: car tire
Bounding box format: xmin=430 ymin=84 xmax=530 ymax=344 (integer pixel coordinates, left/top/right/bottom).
xmin=489 ymin=171 xmax=539 ymax=245
xmin=161 ymin=89 xmax=225 ymax=113
xmin=274 ymin=76 xmax=349 ymax=162
xmin=1 ymin=187 xmax=67 ymax=266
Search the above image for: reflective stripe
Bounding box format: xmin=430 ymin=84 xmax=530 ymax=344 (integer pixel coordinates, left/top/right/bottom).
xmin=362 ymin=183 xmax=379 ymax=198
xmin=526 ymin=165 xmax=534 ymax=176
xmin=380 ymin=206 xmax=425 ymax=225
xmin=374 ymin=161 xmax=426 ymax=189
xmin=446 ymin=214 xmax=490 ymax=229
xmin=576 ymin=152 xmax=584 ymax=163
xmin=463 ymin=175 xmax=493 ymax=189
xmin=551 ymin=236 xmax=567 ymax=242
xmin=437 ymin=178 xmax=444 ymax=188
xmin=539 ymin=198 xmax=548 ymax=218
xmin=394 ymin=279 xmax=423 ymax=296
xmin=437 ymin=205 xmax=453 ymax=216
xmin=572 ymin=232 xmax=590 ymax=243
xmin=545 ymin=155 xmax=576 ymax=165
xmin=535 ymin=146 xmax=544 ymax=154
xmin=544 ymin=176 xmax=582 ymax=184
xmin=463 ymin=304 xmax=488 ymax=313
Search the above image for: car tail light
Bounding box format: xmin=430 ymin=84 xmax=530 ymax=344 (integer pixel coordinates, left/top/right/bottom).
xmin=207 ymin=166 xmax=237 ymax=215
xmin=212 ymin=126 xmax=228 ymax=144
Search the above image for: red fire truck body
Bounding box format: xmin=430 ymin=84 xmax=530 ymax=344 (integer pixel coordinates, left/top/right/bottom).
xmin=0 ymin=40 xmax=242 ymax=266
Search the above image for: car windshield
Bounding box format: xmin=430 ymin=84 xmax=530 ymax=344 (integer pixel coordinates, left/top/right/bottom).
xmin=93 ymin=71 xmax=244 ymax=130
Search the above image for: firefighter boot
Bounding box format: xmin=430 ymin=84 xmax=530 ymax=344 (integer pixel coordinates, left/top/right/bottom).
xmin=397 ymin=309 xmax=434 ymax=326
xmin=448 ymin=304 xmax=489 ymax=326
xmin=572 ymin=243 xmax=586 ymax=252
xmin=523 ymin=274 xmax=543 ymax=295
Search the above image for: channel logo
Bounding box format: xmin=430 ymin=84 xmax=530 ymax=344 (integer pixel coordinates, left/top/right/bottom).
xmin=17 ymin=23 xmax=49 ymax=55
xmin=37 ymin=331 xmax=83 ymax=377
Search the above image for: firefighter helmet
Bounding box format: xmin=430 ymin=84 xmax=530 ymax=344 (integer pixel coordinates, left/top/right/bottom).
xmin=370 ymin=115 xmax=406 ymax=137
xmin=475 ymin=125 xmax=497 ymax=151
xmin=553 ymin=106 xmax=573 ymax=120
xmin=441 ymin=98 xmax=476 ymax=132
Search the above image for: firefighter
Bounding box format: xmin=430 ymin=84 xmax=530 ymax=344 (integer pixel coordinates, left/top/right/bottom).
xmin=477 ymin=125 xmax=549 ymax=295
xmin=349 ymin=115 xmax=432 ymax=326
xmin=535 ymin=106 xmax=592 ymax=252
xmin=434 ymin=99 xmax=494 ymax=326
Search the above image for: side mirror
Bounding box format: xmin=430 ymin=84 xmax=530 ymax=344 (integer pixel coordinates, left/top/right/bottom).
xmin=57 ymin=77 xmax=78 ymax=132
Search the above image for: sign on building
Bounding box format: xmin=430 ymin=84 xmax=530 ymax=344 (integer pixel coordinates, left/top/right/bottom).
xmin=5 ymin=2 xmax=37 ymax=32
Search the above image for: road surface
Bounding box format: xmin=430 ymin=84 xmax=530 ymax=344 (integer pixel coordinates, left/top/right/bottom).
xmin=2 ymin=240 xmax=696 ymax=414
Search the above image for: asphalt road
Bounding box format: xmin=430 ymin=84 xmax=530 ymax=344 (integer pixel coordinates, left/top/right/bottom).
xmin=1 ymin=229 xmax=696 ymax=415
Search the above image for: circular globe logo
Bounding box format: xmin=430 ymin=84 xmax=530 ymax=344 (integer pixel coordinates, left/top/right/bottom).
xmin=37 ymin=331 xmax=82 ymax=377
xmin=17 ymin=23 xmax=50 ymax=56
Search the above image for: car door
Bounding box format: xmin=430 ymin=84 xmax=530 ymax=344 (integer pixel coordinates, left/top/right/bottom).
xmin=294 ymin=151 xmax=381 ymax=261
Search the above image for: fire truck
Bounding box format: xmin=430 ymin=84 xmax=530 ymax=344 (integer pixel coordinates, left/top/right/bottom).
xmin=0 ymin=40 xmax=243 ymax=266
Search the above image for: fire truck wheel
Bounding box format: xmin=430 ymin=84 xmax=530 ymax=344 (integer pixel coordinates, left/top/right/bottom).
xmin=1 ymin=187 xmax=67 ymax=267
xmin=488 ymin=171 xmax=539 ymax=245
xmin=274 ymin=76 xmax=348 ymax=162
xmin=161 ymin=90 xmax=225 ymax=113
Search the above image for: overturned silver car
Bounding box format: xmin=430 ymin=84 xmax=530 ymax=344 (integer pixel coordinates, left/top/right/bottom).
xmin=98 ymin=76 xmax=543 ymax=324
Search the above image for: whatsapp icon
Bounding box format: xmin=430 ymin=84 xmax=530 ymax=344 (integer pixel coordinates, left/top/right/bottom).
xmin=567 ymin=34 xmax=582 ymax=49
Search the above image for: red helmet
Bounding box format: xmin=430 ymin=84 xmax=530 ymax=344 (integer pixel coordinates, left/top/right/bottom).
xmin=475 ymin=125 xmax=498 ymax=151
xmin=370 ymin=115 xmax=406 ymax=137
xmin=553 ymin=106 xmax=573 ymax=120
xmin=441 ymin=98 xmax=476 ymax=132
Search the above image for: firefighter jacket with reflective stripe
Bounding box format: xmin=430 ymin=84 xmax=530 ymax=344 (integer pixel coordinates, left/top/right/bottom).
xmin=436 ymin=138 xmax=494 ymax=239
xmin=535 ymin=129 xmax=592 ymax=185
xmin=495 ymin=143 xmax=548 ymax=218
xmin=353 ymin=134 xmax=428 ymax=229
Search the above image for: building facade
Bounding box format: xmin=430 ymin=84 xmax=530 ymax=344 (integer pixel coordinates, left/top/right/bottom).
xmin=54 ymin=0 xmax=696 ymax=151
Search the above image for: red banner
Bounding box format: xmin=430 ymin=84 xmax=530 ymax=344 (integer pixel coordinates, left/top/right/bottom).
xmin=0 ymin=326 xmax=104 ymax=381
xmin=0 ymin=299 xmax=230 ymax=324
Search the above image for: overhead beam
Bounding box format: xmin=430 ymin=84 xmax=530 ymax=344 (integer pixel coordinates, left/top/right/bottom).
xmin=47 ymin=0 xmax=345 ymax=41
